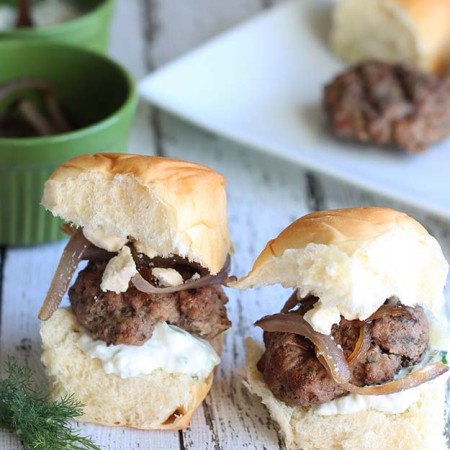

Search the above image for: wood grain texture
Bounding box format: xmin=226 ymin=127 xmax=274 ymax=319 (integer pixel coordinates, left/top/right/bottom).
xmin=142 ymin=0 xmax=273 ymax=67
xmin=1 ymin=0 xmax=450 ymax=449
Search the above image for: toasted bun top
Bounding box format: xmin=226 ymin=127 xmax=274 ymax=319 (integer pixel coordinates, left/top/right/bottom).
xmin=42 ymin=153 xmax=230 ymax=274
xmin=234 ymin=207 xmax=448 ymax=333
xmin=331 ymin=0 xmax=450 ymax=74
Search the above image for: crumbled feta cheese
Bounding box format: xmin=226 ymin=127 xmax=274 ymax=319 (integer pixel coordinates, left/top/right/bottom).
xmin=133 ymin=240 xmax=158 ymax=258
xmin=304 ymin=303 xmax=341 ymax=335
xmin=101 ymin=246 xmax=137 ymax=293
xmin=83 ymin=227 xmax=127 ymax=252
xmin=152 ymin=268 xmax=183 ymax=287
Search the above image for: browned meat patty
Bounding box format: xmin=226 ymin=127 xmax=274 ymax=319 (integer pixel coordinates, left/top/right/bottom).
xmin=322 ymin=61 xmax=450 ymax=152
xmin=258 ymin=333 xmax=348 ymax=406
xmin=258 ymin=303 xmax=428 ymax=407
xmin=69 ymin=261 xmax=231 ymax=345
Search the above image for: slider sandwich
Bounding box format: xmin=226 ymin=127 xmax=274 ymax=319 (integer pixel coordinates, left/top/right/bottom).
xmin=234 ymin=207 xmax=450 ymax=450
xmin=39 ymin=153 xmax=232 ymax=430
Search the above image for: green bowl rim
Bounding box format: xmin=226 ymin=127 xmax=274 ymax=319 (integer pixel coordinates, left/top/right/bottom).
xmin=0 ymin=0 xmax=114 ymax=36
xmin=0 ymin=40 xmax=137 ymax=147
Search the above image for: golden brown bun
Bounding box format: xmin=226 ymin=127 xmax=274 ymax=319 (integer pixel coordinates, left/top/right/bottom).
xmin=40 ymin=308 xmax=223 ymax=430
xmin=331 ymin=0 xmax=450 ymax=74
xmin=233 ymin=208 xmax=448 ymax=327
xmin=42 ymin=153 xmax=230 ymax=274
xmin=238 ymin=207 xmax=427 ymax=258
xmin=244 ymin=339 xmax=448 ymax=450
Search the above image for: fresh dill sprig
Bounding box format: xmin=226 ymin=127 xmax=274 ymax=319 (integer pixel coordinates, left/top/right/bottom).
xmin=0 ymin=357 xmax=100 ymax=450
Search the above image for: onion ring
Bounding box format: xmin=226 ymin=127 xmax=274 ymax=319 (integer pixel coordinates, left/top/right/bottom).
xmin=255 ymin=312 xmax=352 ymax=384
xmin=38 ymin=229 xmax=90 ymax=320
xmin=343 ymin=362 xmax=448 ymax=395
xmin=347 ymin=322 xmax=371 ymax=367
xmin=131 ymin=254 xmax=232 ymax=294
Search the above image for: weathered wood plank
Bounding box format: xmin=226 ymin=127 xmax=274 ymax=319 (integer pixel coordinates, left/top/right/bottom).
xmin=109 ymin=0 xmax=158 ymax=158
xmin=142 ymin=0 xmax=275 ymax=68
xmin=0 ymin=242 xmax=64 ymax=449
xmin=109 ymin=0 xmax=148 ymax=79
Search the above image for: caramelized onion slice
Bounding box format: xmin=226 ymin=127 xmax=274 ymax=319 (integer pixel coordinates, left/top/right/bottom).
xmin=38 ymin=229 xmax=90 ymax=320
xmin=368 ymin=304 xmax=413 ymax=321
xmin=343 ymin=362 xmax=448 ymax=395
xmin=61 ymin=224 xmax=117 ymax=261
xmin=81 ymin=246 xmax=116 ymax=261
xmin=0 ymin=78 xmax=53 ymax=102
xmin=131 ymin=254 xmax=232 ymax=294
xmin=347 ymin=322 xmax=371 ymax=367
xmin=61 ymin=223 xmax=77 ymax=236
xmin=255 ymin=313 xmax=352 ymax=384
xmin=281 ymin=289 xmax=301 ymax=313
xmin=17 ymin=99 xmax=55 ymax=136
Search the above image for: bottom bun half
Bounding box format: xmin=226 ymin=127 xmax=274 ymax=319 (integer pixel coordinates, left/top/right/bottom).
xmin=244 ymin=339 xmax=448 ymax=450
xmin=40 ymin=308 xmax=223 ymax=430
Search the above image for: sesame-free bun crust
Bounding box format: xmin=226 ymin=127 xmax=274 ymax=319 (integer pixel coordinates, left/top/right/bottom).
xmin=331 ymin=0 xmax=450 ymax=74
xmin=41 ymin=308 xmax=223 ymax=430
xmin=42 ymin=153 xmax=230 ymax=274
xmin=331 ymin=0 xmax=450 ymax=73
xmin=240 ymin=207 xmax=427 ymax=257
xmin=244 ymin=339 xmax=448 ymax=450
xmin=234 ymin=207 xmax=448 ymax=322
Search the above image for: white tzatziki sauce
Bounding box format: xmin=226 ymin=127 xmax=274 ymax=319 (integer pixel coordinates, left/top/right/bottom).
xmin=77 ymin=322 xmax=220 ymax=379
xmin=315 ymin=385 xmax=423 ymax=415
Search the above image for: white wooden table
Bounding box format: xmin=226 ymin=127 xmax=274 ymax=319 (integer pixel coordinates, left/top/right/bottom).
xmin=1 ymin=1 xmax=450 ymax=449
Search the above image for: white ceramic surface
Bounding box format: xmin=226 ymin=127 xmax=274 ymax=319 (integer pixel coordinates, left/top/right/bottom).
xmin=139 ymin=0 xmax=450 ymax=219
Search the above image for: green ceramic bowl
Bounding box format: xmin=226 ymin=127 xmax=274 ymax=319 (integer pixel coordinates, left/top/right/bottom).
xmin=0 ymin=41 xmax=137 ymax=246
xmin=0 ymin=0 xmax=114 ymax=53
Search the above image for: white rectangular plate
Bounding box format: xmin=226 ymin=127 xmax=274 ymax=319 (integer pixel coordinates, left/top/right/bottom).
xmin=139 ymin=0 xmax=450 ymax=219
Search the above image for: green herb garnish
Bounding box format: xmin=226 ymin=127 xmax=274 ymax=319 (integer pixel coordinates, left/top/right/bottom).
xmin=439 ymin=350 xmax=448 ymax=365
xmin=0 ymin=357 xmax=100 ymax=450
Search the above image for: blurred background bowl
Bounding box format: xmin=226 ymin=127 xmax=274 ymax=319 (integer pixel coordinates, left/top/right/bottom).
xmin=0 ymin=0 xmax=114 ymax=53
xmin=0 ymin=40 xmax=137 ymax=246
